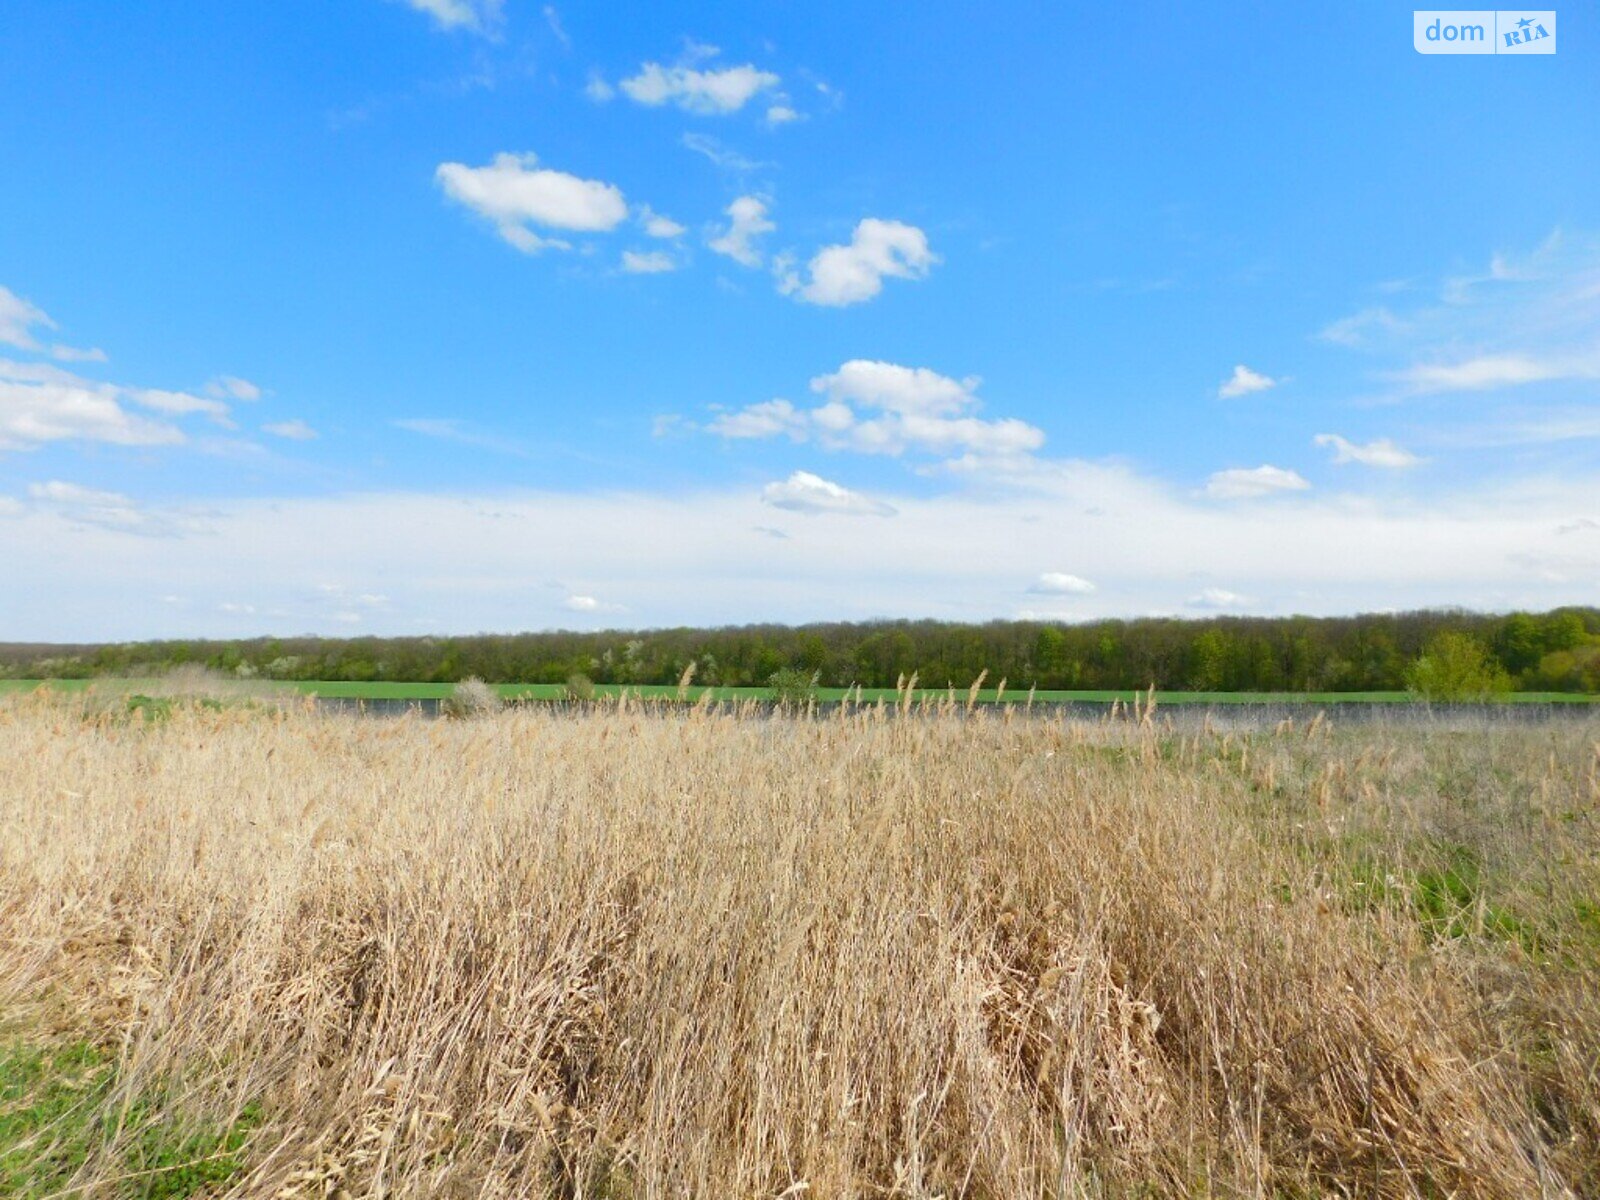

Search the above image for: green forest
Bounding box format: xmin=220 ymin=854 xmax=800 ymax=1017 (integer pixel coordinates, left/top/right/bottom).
xmin=4 ymin=608 xmax=1599 ymax=694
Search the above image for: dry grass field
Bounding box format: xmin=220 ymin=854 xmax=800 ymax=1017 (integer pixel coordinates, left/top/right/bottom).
xmin=2 ymin=693 xmax=1598 ymax=1198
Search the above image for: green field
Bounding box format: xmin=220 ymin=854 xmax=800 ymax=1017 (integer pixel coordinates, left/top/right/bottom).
xmin=1 ymin=678 xmax=1594 ymax=704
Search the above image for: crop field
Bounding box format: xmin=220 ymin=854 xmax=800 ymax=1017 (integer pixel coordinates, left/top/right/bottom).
xmin=2 ymin=693 xmax=1598 ymax=1197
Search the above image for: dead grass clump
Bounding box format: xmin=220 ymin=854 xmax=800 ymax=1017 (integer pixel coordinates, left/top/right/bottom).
xmin=0 ymin=700 xmax=1595 ymax=1196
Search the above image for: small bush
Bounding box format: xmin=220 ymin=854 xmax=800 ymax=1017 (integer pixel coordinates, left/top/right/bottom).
xmin=441 ymin=676 xmax=503 ymax=719
xmin=1406 ymin=631 xmax=1512 ymax=701
xmin=767 ymin=667 xmax=819 ymax=710
xmin=566 ymin=672 xmax=596 ymax=702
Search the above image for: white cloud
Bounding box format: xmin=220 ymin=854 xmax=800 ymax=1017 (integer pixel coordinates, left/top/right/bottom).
xmin=563 ymin=593 xmax=626 ymax=614
xmin=765 ymin=104 xmax=800 ymax=126
xmin=1313 ymin=433 xmax=1421 ymax=468
xmin=761 ymin=471 xmax=896 ymax=517
xmin=1391 ymin=353 xmax=1579 ymax=394
xmin=584 ymin=72 xmax=615 ymax=102
xmin=620 ymin=60 xmax=780 ymax=114
xmin=1317 ymin=307 xmax=1405 ymax=347
xmin=639 ymin=207 xmax=686 ymax=238
xmin=8 ymin=466 xmax=1600 ymax=639
xmin=52 ymin=344 xmax=107 ymax=364
xmin=398 ymin=0 xmax=503 ymax=34
xmin=1217 ymin=364 xmax=1277 ymax=398
xmin=708 ymin=195 xmax=774 ymax=267
xmin=436 ymin=152 xmax=629 ymax=252
xmin=0 ymin=285 xmax=103 ymax=362
xmin=621 ymin=249 xmax=678 ymax=274
xmin=25 ymin=480 xmax=193 ymax=536
xmin=134 ymin=388 xmax=233 ymax=423
xmin=0 ymin=360 xmax=186 ymax=451
xmin=778 ymin=219 xmax=938 ymax=306
xmin=0 ymin=285 xmax=53 ymax=351
xmin=206 ymin=375 xmax=262 ymax=402
xmin=263 ymin=419 xmax=318 ymax=441
xmin=541 ymin=5 xmax=569 ymax=47
xmin=394 ymin=417 xmax=526 ymax=456
xmin=1186 ymin=587 xmax=1253 ymax=611
xmin=707 ymin=398 xmax=807 ymax=440
xmin=681 ymin=133 xmax=766 ymax=173
xmin=710 ymin=361 xmax=1046 ymax=461
xmin=812 ymin=361 xmax=976 ymax=417
xmin=1204 ymin=465 xmax=1311 ymax=500
xmin=1030 ymin=572 xmax=1096 ymax=595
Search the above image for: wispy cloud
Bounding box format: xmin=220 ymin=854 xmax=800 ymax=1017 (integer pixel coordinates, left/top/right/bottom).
xmin=1313 ymin=433 xmax=1422 ymax=468
xmin=263 ymin=419 xmax=318 ymax=441
xmin=396 ymin=0 xmax=504 ymax=35
xmin=394 ymin=417 xmax=528 ymax=457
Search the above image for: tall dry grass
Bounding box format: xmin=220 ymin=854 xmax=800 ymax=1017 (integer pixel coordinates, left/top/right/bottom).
xmin=1 ymin=695 xmax=1596 ymax=1197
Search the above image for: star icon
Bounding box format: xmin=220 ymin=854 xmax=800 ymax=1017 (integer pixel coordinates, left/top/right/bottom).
xmin=1517 ymin=16 xmax=1534 ymax=29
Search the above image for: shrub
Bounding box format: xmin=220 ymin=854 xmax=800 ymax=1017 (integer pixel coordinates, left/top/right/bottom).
xmin=767 ymin=667 xmax=819 ymax=709
xmin=441 ymin=676 xmax=503 ymax=719
xmin=1405 ymin=631 xmax=1512 ymax=701
xmin=565 ymin=672 xmax=596 ymax=702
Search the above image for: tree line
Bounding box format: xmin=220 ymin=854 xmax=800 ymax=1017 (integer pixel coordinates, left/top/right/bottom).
xmin=3 ymin=608 xmax=1598 ymax=693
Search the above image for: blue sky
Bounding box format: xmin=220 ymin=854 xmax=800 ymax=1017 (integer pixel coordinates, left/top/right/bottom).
xmin=2 ymin=1 xmax=1598 ymax=638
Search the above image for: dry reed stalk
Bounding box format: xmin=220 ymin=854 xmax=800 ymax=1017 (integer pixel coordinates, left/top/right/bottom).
xmin=0 ymin=694 xmax=1594 ymax=1197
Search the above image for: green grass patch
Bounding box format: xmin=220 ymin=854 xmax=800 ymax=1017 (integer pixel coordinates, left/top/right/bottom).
xmin=0 ymin=1037 xmax=259 ymax=1199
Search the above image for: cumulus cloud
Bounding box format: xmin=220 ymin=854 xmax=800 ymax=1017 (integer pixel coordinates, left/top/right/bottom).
xmin=707 ymin=398 xmax=807 ymax=440
xmin=1204 ymin=465 xmax=1311 ymax=500
xmin=584 ymin=72 xmax=615 ymax=102
xmin=761 ymin=471 xmax=895 ymax=517
xmin=765 ymin=104 xmax=800 ymax=126
xmin=436 ymin=152 xmax=629 ymax=252
xmin=707 ymin=195 xmax=775 ymax=268
xmin=778 ymin=219 xmax=938 ymax=306
xmin=638 ymin=207 xmax=686 ymax=238
xmin=398 ymin=0 xmax=503 ymax=34
xmin=1186 ymin=587 xmax=1253 ymax=611
xmin=1217 ymin=364 xmax=1277 ymax=398
xmin=709 ymin=360 xmax=1045 ymax=462
xmin=1030 ymin=572 xmax=1096 ymax=595
xmin=1314 ymin=433 xmax=1421 ymax=468
xmin=263 ymin=419 xmax=318 ymax=441
xmin=620 ymin=59 xmax=780 ymax=114
xmin=621 ymin=249 xmax=678 ymax=274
